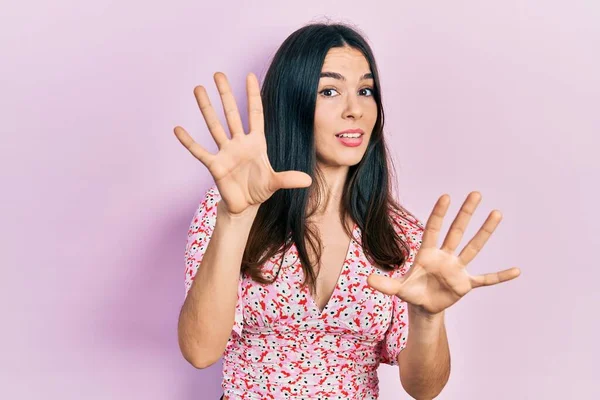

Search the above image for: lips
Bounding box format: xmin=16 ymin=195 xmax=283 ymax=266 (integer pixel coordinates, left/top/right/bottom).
xmin=336 ymin=134 xmax=363 ymax=147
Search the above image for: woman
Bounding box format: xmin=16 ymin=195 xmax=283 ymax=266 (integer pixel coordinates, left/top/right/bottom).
xmin=175 ymin=22 xmax=520 ymax=400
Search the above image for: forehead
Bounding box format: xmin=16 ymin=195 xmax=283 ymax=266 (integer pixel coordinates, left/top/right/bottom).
xmin=321 ymin=46 xmax=371 ymax=74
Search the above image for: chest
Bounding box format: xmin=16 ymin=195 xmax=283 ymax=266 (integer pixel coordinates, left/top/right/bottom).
xmin=238 ymin=225 xmax=396 ymax=337
xmin=310 ymin=222 xmax=355 ymax=312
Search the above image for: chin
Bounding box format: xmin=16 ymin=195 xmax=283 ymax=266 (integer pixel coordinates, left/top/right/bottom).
xmin=318 ymin=154 xmax=365 ymax=168
xmin=339 ymin=156 xmax=364 ymax=166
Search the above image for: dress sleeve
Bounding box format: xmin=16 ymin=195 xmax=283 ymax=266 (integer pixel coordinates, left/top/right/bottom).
xmin=183 ymin=185 xmax=244 ymax=337
xmin=379 ymin=207 xmax=425 ymax=366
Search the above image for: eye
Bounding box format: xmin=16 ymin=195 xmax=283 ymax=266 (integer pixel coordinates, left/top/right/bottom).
xmin=359 ymin=87 xmax=374 ymax=96
xmin=318 ymin=88 xmax=339 ymax=97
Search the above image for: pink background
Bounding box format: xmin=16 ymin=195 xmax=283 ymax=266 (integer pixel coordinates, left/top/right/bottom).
xmin=2 ymin=1 xmax=598 ymax=399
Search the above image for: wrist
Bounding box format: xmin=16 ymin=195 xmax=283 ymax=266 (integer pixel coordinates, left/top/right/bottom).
xmin=216 ymin=201 xmax=259 ymax=225
xmin=408 ymin=303 xmax=444 ymax=323
xmin=406 ymin=304 xmax=445 ymax=346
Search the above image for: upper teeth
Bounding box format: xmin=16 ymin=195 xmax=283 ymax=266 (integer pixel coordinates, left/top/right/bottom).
xmin=338 ymin=133 xmax=362 ymax=138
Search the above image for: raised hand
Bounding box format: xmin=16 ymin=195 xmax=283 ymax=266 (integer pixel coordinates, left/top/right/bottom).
xmin=367 ymin=192 xmax=521 ymax=315
xmin=174 ymin=72 xmax=313 ymax=215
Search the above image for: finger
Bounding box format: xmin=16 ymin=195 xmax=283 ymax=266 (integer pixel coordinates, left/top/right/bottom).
xmin=246 ymin=73 xmax=265 ymax=135
xmin=193 ymin=85 xmax=229 ymax=149
xmin=421 ymin=194 xmax=451 ymax=249
xmin=272 ymin=170 xmax=313 ymax=190
xmin=173 ymin=126 xmax=215 ymax=166
xmin=214 ymin=72 xmax=245 ymax=138
xmin=470 ymin=267 xmax=521 ymax=288
xmin=458 ymin=210 xmax=502 ymax=265
xmin=366 ymin=274 xmax=405 ymax=296
xmin=441 ymin=192 xmax=482 ymax=253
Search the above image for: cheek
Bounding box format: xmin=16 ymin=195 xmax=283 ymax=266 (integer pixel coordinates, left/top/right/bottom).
xmin=313 ymin=129 xmax=330 ymax=156
xmin=313 ymin=102 xmax=335 ymax=129
xmin=313 ymin=103 xmax=336 ymax=146
xmin=365 ymin=101 xmax=378 ymax=122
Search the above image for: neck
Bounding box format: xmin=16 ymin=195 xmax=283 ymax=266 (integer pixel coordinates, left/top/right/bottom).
xmin=307 ymin=164 xmax=350 ymax=219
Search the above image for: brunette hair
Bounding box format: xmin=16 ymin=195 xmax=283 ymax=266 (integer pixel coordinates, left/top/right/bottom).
xmin=242 ymin=22 xmax=414 ymax=295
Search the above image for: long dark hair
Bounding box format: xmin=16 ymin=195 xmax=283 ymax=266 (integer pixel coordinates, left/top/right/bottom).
xmin=242 ymin=22 xmax=413 ymax=295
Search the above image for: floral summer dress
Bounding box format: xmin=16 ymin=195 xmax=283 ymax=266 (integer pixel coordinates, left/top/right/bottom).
xmin=184 ymin=186 xmax=424 ymax=399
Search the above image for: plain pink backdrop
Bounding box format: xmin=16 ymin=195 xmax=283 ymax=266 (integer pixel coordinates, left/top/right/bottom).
xmin=2 ymin=1 xmax=598 ymax=399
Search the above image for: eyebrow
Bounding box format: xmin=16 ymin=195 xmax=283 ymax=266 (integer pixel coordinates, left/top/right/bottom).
xmin=319 ymin=72 xmax=373 ymax=81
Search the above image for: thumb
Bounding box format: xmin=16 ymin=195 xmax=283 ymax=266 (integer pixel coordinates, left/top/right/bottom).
xmin=273 ymin=171 xmax=313 ymax=190
xmin=367 ymin=274 xmax=405 ymax=297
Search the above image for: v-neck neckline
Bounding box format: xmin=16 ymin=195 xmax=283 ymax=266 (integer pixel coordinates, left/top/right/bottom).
xmin=307 ymin=221 xmax=358 ymax=318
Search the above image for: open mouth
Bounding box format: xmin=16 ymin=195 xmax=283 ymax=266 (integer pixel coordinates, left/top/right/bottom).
xmin=335 ymin=133 xmax=364 ymax=139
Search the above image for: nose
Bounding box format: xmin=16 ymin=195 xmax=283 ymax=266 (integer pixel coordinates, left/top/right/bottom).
xmin=342 ymin=93 xmax=363 ymax=120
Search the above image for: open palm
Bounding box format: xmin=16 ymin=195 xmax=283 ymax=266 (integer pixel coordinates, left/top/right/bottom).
xmin=173 ymin=72 xmax=312 ymax=215
xmin=368 ymin=192 xmax=521 ymax=315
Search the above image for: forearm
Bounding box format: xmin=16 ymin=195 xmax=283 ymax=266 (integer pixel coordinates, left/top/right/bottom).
xmin=178 ymin=202 xmax=258 ymax=368
xmin=398 ymin=305 xmax=451 ymax=399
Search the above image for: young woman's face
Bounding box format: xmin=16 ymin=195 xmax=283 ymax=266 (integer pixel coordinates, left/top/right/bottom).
xmin=313 ymin=46 xmax=377 ymax=168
